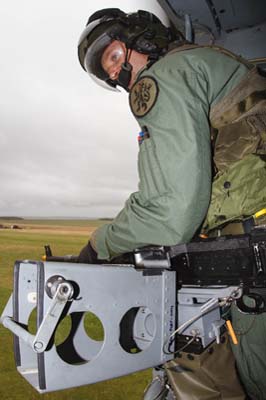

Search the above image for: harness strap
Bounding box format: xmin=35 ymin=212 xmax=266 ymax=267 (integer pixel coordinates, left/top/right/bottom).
xmin=167 ymin=43 xmax=253 ymax=70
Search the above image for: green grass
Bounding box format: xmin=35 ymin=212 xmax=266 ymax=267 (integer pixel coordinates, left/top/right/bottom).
xmin=0 ymin=222 xmax=151 ymax=399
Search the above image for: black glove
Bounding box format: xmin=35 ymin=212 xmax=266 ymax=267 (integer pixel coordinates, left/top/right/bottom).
xmin=111 ymin=252 xmax=135 ymax=264
xmin=77 ymin=241 xmax=99 ymax=264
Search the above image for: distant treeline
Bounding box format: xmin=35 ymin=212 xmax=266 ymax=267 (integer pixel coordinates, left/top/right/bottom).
xmin=0 ymin=216 xmax=24 ymax=220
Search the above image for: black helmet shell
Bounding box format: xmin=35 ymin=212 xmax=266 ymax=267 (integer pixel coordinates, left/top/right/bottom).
xmin=78 ymin=8 xmax=178 ymax=89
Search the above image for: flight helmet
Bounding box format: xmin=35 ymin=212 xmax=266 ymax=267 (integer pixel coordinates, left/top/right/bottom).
xmin=78 ymin=8 xmax=179 ymax=91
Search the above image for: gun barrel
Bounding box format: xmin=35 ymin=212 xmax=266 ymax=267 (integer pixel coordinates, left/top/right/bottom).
xmin=42 ymin=255 xmax=78 ymax=262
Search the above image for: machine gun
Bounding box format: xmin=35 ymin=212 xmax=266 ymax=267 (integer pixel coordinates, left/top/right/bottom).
xmin=1 ymin=227 xmax=266 ymax=394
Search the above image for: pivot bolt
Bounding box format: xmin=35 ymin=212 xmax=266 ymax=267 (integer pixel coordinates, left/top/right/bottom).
xmin=34 ymin=341 xmax=44 ymax=352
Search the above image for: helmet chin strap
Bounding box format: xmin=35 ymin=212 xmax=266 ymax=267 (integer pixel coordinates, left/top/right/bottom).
xmin=116 ymin=47 xmax=132 ymax=92
xmin=117 ymin=61 xmax=132 ymax=91
xmin=112 ymin=27 xmax=150 ymax=91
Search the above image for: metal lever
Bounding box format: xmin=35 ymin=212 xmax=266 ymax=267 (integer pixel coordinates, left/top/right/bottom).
xmin=1 ymin=280 xmax=73 ymax=353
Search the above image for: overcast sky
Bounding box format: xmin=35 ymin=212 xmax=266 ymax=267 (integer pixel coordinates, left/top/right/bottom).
xmin=0 ymin=0 xmax=165 ymax=219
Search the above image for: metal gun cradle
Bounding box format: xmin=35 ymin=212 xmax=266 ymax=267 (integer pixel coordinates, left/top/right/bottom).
xmin=1 ymin=260 xmax=175 ymax=393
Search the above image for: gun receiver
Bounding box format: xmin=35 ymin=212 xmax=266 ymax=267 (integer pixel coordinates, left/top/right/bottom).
xmin=169 ymin=228 xmax=266 ymax=314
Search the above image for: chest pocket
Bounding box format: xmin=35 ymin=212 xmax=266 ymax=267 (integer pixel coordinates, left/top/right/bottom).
xmin=213 ymin=118 xmax=263 ymax=173
xmin=138 ymin=138 xmax=168 ymax=203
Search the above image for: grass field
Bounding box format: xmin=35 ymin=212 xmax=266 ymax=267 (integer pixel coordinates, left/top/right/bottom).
xmin=0 ymin=219 xmax=151 ymax=400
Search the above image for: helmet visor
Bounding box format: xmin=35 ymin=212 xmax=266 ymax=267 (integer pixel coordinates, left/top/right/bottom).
xmin=89 ymin=72 xmax=120 ymax=92
xmin=84 ymin=34 xmax=117 ymax=90
xmin=80 ymin=21 xmax=123 ymax=91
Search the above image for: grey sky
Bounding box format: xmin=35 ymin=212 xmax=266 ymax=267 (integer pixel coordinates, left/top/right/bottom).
xmin=1 ymin=1 xmax=165 ymax=218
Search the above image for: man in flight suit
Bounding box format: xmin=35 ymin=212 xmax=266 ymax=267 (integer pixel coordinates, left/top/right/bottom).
xmin=77 ymin=8 xmax=266 ymax=399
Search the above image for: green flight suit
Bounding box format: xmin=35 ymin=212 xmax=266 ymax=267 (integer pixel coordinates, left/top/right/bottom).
xmin=92 ymin=47 xmax=266 ymax=399
xmin=93 ymin=47 xmax=249 ymax=259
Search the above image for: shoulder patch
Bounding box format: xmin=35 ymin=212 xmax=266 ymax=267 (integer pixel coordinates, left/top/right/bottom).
xmin=129 ymin=76 xmax=159 ymax=118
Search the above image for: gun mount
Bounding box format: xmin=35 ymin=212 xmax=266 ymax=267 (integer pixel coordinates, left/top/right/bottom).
xmin=1 ymin=228 xmax=266 ymax=393
xmin=1 ymin=260 xmax=175 ymax=393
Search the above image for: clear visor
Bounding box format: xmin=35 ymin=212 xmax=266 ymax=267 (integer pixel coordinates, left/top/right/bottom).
xmin=89 ymin=74 xmax=120 ymax=92
xmin=84 ymin=33 xmax=120 ymax=92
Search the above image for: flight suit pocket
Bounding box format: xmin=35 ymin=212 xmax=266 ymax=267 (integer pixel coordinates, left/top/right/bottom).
xmin=137 ymin=138 xmax=168 ymax=202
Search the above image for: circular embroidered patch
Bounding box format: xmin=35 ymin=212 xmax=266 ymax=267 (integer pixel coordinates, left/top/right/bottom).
xmin=129 ymin=76 xmax=159 ymax=118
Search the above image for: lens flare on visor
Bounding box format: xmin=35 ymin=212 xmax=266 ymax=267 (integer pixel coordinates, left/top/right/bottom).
xmin=84 ymin=33 xmax=120 ymax=92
